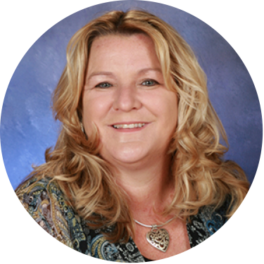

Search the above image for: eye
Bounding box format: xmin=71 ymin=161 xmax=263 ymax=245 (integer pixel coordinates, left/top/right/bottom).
xmin=95 ymin=82 xmax=112 ymax=88
xmin=141 ymin=79 xmax=158 ymax=86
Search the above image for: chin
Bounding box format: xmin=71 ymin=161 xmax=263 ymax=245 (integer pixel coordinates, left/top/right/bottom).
xmin=101 ymin=145 xmax=149 ymax=166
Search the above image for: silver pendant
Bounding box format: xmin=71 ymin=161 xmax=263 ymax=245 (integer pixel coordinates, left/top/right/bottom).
xmin=146 ymin=226 xmax=169 ymax=252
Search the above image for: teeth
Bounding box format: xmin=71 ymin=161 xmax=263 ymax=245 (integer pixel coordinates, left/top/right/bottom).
xmin=113 ymin=123 xmax=146 ymax=129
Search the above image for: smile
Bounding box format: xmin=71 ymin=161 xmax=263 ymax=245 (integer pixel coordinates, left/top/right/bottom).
xmin=112 ymin=123 xmax=146 ymax=129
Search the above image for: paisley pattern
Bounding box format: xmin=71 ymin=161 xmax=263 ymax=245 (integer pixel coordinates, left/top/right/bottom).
xmin=16 ymin=176 xmax=228 ymax=262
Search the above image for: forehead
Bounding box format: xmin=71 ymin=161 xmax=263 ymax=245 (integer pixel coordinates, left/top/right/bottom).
xmin=91 ymin=33 xmax=152 ymax=48
xmin=87 ymin=34 xmax=161 ymax=72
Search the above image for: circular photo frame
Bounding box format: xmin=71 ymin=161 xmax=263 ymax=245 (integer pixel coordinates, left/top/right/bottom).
xmin=0 ymin=1 xmax=263 ymax=263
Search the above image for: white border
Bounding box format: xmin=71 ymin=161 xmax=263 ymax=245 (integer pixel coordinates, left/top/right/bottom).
xmin=1 ymin=1 xmax=263 ymax=263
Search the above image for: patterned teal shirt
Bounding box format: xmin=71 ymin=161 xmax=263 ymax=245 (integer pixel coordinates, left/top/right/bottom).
xmin=16 ymin=176 xmax=228 ymax=262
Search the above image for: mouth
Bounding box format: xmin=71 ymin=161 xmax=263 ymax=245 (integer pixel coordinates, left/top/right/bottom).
xmin=111 ymin=123 xmax=147 ymax=129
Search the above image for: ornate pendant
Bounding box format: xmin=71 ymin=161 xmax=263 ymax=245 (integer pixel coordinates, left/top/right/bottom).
xmin=146 ymin=226 xmax=170 ymax=252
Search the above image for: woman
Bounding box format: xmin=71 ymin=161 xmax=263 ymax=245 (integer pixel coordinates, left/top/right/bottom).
xmin=16 ymin=10 xmax=249 ymax=262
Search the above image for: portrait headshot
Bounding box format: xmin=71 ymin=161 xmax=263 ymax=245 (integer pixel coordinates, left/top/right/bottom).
xmin=0 ymin=0 xmax=263 ymax=263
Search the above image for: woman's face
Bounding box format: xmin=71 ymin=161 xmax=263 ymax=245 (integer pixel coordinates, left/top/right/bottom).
xmin=83 ymin=34 xmax=177 ymax=168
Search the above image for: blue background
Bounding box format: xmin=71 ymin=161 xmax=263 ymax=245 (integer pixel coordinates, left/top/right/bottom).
xmin=1 ymin=0 xmax=262 ymax=189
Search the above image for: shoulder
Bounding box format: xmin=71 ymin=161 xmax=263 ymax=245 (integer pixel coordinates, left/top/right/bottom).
xmin=186 ymin=199 xmax=230 ymax=247
xmin=15 ymin=176 xmax=145 ymax=261
xmin=15 ymin=176 xmax=83 ymax=249
xmin=16 ymin=176 xmax=67 ymax=216
xmin=16 ymin=176 xmax=54 ymax=216
xmin=199 ymin=201 xmax=229 ymax=235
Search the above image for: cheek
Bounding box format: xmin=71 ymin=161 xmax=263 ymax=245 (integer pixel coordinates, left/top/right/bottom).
xmin=166 ymin=98 xmax=178 ymax=126
xmin=82 ymin=104 xmax=93 ymax=137
xmin=157 ymin=95 xmax=178 ymax=142
xmin=82 ymin=96 xmax=111 ymax=132
xmin=153 ymin=92 xmax=178 ymax=125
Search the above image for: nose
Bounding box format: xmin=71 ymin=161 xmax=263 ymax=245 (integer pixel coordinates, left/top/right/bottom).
xmin=112 ymin=85 xmax=142 ymax=111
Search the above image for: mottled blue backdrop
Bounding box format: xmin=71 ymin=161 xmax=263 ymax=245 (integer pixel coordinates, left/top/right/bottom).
xmin=1 ymin=0 xmax=262 ymax=189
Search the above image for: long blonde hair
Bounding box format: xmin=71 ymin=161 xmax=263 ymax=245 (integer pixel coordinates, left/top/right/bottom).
xmin=28 ymin=10 xmax=249 ymax=242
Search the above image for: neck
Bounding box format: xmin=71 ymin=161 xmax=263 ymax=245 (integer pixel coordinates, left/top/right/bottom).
xmin=113 ymin=154 xmax=174 ymax=221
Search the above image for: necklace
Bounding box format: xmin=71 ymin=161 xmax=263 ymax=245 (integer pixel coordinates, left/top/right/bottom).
xmin=134 ymin=217 xmax=175 ymax=252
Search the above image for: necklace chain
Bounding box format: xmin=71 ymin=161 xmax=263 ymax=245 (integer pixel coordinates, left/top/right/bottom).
xmin=134 ymin=216 xmax=175 ymax=229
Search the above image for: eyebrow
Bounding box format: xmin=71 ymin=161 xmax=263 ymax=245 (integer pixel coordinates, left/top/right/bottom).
xmin=86 ymin=68 xmax=162 ymax=82
xmin=137 ymin=68 xmax=162 ymax=75
xmin=86 ymin=71 xmax=114 ymax=82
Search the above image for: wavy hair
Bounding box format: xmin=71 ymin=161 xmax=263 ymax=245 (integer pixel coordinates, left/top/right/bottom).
xmin=28 ymin=10 xmax=249 ymax=242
